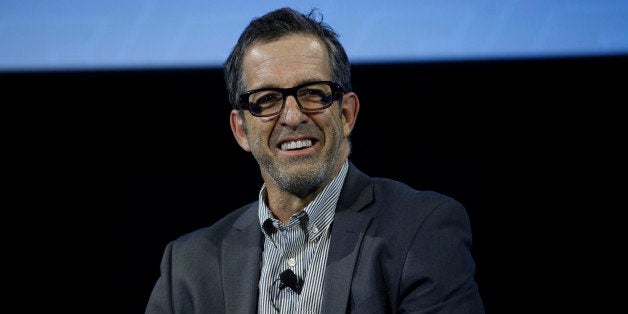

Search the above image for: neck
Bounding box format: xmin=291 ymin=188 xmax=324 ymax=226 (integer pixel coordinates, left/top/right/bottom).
xmin=263 ymin=142 xmax=350 ymax=225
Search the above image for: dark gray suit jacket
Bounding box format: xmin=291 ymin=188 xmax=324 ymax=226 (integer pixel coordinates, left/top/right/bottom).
xmin=145 ymin=162 xmax=484 ymax=313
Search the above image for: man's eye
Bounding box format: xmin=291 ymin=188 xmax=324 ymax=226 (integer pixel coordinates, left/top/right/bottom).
xmin=256 ymin=93 xmax=281 ymax=105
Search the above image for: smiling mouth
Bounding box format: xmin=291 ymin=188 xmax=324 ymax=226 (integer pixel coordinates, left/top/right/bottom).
xmin=280 ymin=139 xmax=313 ymax=151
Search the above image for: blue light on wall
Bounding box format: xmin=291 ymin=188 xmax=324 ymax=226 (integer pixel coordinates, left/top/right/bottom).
xmin=1 ymin=0 xmax=627 ymax=71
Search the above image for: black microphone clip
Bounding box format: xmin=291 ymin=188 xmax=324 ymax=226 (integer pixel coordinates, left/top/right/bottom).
xmin=278 ymin=269 xmax=303 ymax=294
xmin=262 ymin=219 xmax=277 ymax=235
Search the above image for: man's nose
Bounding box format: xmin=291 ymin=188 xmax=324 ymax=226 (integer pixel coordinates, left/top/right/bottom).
xmin=280 ymin=95 xmax=307 ymax=126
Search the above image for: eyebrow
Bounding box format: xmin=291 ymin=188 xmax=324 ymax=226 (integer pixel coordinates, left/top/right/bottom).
xmin=250 ymin=78 xmax=330 ymax=91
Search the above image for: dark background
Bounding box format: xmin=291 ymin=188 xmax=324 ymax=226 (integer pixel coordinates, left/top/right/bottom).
xmin=3 ymin=54 xmax=625 ymax=313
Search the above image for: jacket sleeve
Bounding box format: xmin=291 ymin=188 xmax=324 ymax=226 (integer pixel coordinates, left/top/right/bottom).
xmin=398 ymin=196 xmax=485 ymax=313
xmin=145 ymin=241 xmax=175 ymax=314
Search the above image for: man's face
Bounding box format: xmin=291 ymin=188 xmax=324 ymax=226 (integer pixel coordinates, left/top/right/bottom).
xmin=230 ymin=34 xmax=351 ymax=197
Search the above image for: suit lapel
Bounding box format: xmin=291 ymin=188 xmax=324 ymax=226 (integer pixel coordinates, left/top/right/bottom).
xmin=321 ymin=163 xmax=374 ymax=313
xmin=222 ymin=204 xmax=263 ymax=314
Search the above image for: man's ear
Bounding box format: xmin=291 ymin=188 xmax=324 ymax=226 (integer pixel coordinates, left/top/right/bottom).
xmin=341 ymin=92 xmax=360 ymax=137
xmin=230 ymin=110 xmax=251 ymax=152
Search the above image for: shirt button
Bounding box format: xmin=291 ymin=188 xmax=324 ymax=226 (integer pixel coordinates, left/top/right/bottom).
xmin=287 ymin=258 xmax=296 ymax=267
xmin=312 ymin=226 xmax=319 ymax=234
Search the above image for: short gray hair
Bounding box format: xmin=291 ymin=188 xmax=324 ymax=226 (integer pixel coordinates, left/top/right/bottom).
xmin=223 ymin=7 xmax=352 ymax=107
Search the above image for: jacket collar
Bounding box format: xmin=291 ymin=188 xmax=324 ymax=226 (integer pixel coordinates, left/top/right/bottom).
xmin=222 ymin=202 xmax=263 ymax=313
xmin=321 ymin=161 xmax=375 ymax=313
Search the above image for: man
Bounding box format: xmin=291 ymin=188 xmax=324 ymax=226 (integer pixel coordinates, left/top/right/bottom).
xmin=146 ymin=7 xmax=484 ymax=313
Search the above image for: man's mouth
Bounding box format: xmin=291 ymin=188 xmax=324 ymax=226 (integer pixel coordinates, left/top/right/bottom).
xmin=280 ymin=139 xmax=313 ymax=151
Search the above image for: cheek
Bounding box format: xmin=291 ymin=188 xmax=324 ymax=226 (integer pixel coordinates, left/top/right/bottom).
xmin=332 ymin=111 xmax=346 ymax=135
xmin=246 ymin=121 xmax=273 ymax=148
xmin=320 ymin=114 xmax=344 ymax=141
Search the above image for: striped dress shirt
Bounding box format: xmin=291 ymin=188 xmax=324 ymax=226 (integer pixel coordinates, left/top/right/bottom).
xmin=257 ymin=160 xmax=349 ymax=313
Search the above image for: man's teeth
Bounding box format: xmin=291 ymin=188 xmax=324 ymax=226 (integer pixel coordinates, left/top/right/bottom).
xmin=281 ymin=139 xmax=313 ymax=151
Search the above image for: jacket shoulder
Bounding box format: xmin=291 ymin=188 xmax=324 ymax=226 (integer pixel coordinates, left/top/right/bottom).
xmin=171 ymin=203 xmax=256 ymax=252
xmin=372 ymin=176 xmax=463 ymax=209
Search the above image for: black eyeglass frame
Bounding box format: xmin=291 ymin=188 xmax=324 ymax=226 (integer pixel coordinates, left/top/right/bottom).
xmin=236 ymin=80 xmax=345 ymax=117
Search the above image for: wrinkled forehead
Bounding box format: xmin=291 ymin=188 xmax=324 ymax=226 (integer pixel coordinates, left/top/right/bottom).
xmin=242 ymin=34 xmax=332 ymax=89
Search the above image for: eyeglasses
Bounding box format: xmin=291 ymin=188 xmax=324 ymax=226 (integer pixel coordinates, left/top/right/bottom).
xmin=236 ymin=81 xmax=345 ymax=117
